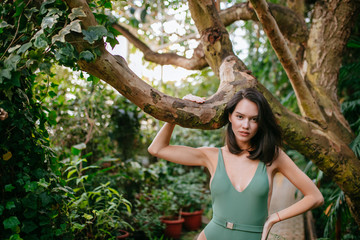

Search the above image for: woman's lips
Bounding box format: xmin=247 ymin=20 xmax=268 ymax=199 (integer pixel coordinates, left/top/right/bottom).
xmin=239 ymin=131 xmax=250 ymax=136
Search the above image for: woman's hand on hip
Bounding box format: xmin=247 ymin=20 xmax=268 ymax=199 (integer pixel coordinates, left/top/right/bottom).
xmin=261 ymin=213 xmax=280 ymax=240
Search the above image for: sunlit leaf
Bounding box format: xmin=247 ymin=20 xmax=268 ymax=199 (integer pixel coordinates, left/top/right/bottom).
xmin=82 ymin=213 xmax=93 ymax=220
xmin=69 ymin=7 xmax=87 ymax=21
xmin=17 ymin=42 xmax=32 ymax=54
xmin=41 ymin=15 xmax=59 ymax=29
xmin=8 ymin=45 xmax=21 ymax=53
xmin=4 ymin=54 xmax=21 ymax=70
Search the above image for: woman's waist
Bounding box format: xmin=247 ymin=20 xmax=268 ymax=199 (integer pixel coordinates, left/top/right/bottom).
xmin=210 ymin=214 xmax=265 ymax=233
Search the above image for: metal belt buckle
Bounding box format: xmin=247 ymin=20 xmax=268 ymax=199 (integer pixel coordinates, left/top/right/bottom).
xmin=226 ymin=221 xmax=234 ymax=229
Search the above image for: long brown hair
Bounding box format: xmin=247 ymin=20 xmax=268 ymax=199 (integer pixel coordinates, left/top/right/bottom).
xmin=224 ymin=88 xmax=282 ymax=165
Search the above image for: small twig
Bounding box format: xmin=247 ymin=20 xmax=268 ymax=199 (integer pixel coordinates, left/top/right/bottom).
xmin=84 ymin=108 xmax=95 ymax=145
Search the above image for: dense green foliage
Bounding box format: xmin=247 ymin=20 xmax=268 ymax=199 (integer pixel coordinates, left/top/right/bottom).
xmin=0 ymin=1 xmax=73 ymax=239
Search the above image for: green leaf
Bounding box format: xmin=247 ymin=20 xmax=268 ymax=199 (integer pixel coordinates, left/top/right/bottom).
xmin=76 ymin=175 xmax=88 ymax=185
xmin=82 ymin=213 xmax=93 ymax=220
xmin=9 ymin=234 xmax=23 ymax=240
xmin=87 ymin=75 xmax=100 ymax=84
xmin=0 ymin=20 xmax=13 ymax=29
xmin=34 ymin=35 xmax=48 ymax=49
xmin=40 ymin=0 xmax=56 ymax=15
xmin=73 ymin=143 xmax=86 ymax=150
xmin=3 ymin=216 xmax=20 ymax=229
xmin=22 ymin=220 xmax=38 ymax=233
xmin=4 ymin=54 xmax=21 ymax=70
xmin=79 ymin=50 xmax=95 ymax=62
xmin=47 ymin=8 xmax=63 ymax=17
xmin=52 ymin=20 xmax=82 ymax=43
xmin=24 ymin=181 xmax=38 ymax=192
xmin=0 ymin=205 xmax=4 ymax=215
xmin=69 ymin=7 xmax=87 ymax=21
xmin=0 ymin=69 xmax=11 ymax=81
xmin=24 ymin=7 xmax=38 ymax=19
xmin=68 ymin=20 xmax=82 ymax=33
xmin=39 ymin=62 xmax=52 ymax=75
xmin=71 ymin=147 xmax=81 ymax=156
xmin=67 ymin=169 xmax=77 ymax=179
xmin=37 ymin=178 xmax=50 ymax=188
xmin=48 ymin=90 xmax=57 ymax=98
xmin=48 ymin=110 xmax=57 ymax=125
xmin=5 ymin=184 xmax=15 ymax=192
xmin=82 ymin=25 xmax=108 ymax=44
xmin=17 ymin=42 xmax=32 ymax=54
xmin=41 ymin=15 xmax=59 ymax=29
xmin=8 ymin=45 xmax=21 ymax=53
xmin=6 ymin=201 xmax=16 ymax=210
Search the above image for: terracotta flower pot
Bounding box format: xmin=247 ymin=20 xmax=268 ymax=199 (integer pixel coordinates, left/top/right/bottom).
xmin=161 ymin=217 xmax=185 ymax=239
xmin=116 ymin=230 xmax=130 ymax=239
xmin=181 ymin=209 xmax=203 ymax=231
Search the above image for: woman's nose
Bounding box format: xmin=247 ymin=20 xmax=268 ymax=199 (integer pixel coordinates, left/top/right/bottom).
xmin=242 ymin=119 xmax=250 ymax=128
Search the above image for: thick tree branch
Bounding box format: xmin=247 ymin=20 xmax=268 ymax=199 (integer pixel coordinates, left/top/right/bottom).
xmin=112 ymin=23 xmax=208 ymax=70
xmin=305 ymin=0 xmax=359 ymax=144
xmin=249 ymin=0 xmax=326 ymax=125
xmin=220 ymin=2 xmax=308 ymax=43
xmin=188 ymin=0 xmax=247 ymax=76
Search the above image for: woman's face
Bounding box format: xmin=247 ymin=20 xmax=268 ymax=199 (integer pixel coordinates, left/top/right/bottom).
xmin=228 ymin=98 xmax=259 ymax=148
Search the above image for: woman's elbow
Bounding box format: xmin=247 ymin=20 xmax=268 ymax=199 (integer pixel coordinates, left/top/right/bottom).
xmin=314 ymin=192 xmax=324 ymax=208
xmin=147 ymin=146 xmax=158 ymax=156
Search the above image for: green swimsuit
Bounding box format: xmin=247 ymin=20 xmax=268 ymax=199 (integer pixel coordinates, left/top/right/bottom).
xmin=204 ymin=148 xmax=269 ymax=240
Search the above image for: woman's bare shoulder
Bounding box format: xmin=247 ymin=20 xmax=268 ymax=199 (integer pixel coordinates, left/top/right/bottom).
xmin=198 ymin=147 xmax=220 ymax=174
xmin=271 ymin=148 xmax=298 ymax=171
xmin=198 ymin=147 xmax=220 ymax=161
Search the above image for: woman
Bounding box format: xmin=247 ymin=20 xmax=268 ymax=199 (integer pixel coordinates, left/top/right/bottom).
xmin=148 ymin=88 xmax=323 ymax=240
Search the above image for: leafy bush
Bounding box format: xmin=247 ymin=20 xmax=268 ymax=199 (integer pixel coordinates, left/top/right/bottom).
xmin=62 ymin=143 xmax=133 ymax=239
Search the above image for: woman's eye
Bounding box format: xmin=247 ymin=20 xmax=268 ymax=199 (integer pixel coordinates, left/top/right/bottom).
xmin=237 ymin=115 xmax=243 ymax=119
xmin=252 ymin=118 xmax=258 ymax=122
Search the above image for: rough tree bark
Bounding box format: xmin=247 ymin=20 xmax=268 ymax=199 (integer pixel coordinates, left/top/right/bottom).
xmin=63 ymin=0 xmax=360 ymax=226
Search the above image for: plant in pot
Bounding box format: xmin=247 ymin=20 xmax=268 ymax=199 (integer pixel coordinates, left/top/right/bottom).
xmin=171 ymin=171 xmax=207 ymax=231
xmin=132 ymin=188 xmax=165 ymax=239
xmin=89 ymin=182 xmax=133 ymax=239
xmin=151 ymin=188 xmax=184 ymax=239
xmin=63 ymin=145 xmax=133 ymax=239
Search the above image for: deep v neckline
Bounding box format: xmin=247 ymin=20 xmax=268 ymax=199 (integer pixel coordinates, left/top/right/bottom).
xmin=220 ymin=148 xmax=261 ymax=193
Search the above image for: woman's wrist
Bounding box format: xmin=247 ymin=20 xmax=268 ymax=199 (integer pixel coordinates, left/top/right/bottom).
xmin=276 ymin=212 xmax=281 ymax=222
xmin=268 ymin=213 xmax=281 ymax=225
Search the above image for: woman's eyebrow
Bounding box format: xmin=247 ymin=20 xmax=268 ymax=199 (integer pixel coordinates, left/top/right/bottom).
xmin=234 ymin=111 xmax=258 ymax=118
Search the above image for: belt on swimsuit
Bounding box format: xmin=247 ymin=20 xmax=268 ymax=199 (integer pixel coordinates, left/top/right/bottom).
xmin=212 ymin=215 xmax=263 ymax=233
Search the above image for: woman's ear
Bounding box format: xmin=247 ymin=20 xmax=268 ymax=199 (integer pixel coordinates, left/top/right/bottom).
xmin=228 ymin=113 xmax=232 ymax=123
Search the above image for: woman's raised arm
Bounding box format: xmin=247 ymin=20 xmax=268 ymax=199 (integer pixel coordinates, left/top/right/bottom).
xmin=148 ymin=122 xmax=212 ymax=167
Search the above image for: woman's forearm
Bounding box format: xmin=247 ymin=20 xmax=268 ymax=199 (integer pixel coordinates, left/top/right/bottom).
xmin=275 ymin=193 xmax=323 ymax=222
